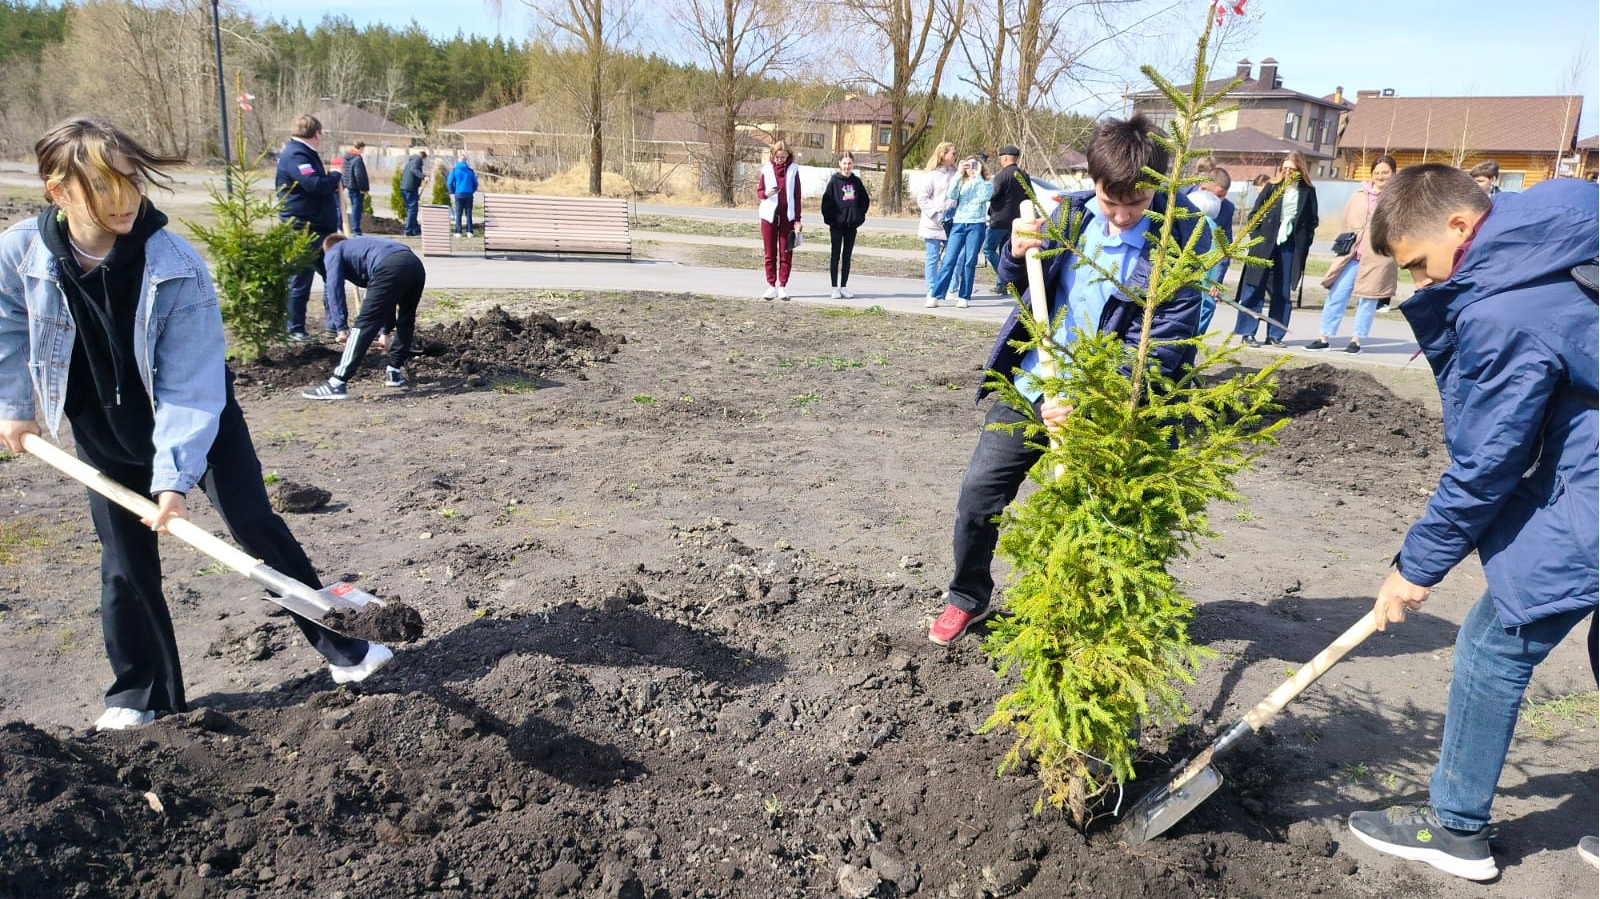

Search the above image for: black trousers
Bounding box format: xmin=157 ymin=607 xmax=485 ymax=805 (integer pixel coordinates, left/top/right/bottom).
xmin=829 ymin=225 xmax=857 ymax=288
xmin=332 ymin=252 xmax=426 ymax=383
xmin=77 ymin=378 xmax=368 ymax=713
xmin=946 ymin=399 xmax=1043 ymax=613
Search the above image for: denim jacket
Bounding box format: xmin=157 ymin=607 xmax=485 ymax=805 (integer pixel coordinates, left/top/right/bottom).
xmin=0 ymin=215 xmax=226 ymax=495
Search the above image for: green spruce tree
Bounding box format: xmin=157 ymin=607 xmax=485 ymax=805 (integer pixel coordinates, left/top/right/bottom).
xmin=978 ymin=2 xmax=1291 ymax=825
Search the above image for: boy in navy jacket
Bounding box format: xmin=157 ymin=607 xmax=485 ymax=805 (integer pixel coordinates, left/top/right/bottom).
xmin=1346 ymin=166 xmax=1598 ymax=881
xmin=302 ymin=235 xmax=426 ymax=400
xmin=928 ymin=115 xmax=1208 ymax=645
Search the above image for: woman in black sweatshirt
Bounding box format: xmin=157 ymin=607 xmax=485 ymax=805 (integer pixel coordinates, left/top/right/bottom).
xmin=820 ymin=151 xmax=871 ymax=298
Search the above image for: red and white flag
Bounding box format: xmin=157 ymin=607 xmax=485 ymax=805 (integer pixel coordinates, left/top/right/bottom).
xmin=236 ymin=93 xmax=255 ymax=112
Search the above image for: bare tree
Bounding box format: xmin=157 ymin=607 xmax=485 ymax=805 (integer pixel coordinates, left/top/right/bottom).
xmin=676 ymin=0 xmax=799 ymax=205
xmin=841 ymin=0 xmax=966 ymax=212
xmin=499 ymin=0 xmax=636 ymax=194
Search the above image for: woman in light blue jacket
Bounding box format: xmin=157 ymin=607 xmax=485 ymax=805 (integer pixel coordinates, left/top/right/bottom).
xmin=926 ymin=156 xmax=994 ymax=308
xmin=0 ymin=118 xmax=394 ymax=730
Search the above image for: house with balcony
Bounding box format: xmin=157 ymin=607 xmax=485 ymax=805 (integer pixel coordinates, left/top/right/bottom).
xmin=1338 ymin=93 xmax=1586 ymax=189
xmin=1127 ymin=58 xmax=1346 ymax=182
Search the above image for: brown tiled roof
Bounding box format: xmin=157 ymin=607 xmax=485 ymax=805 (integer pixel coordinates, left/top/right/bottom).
xmin=1195 ymin=126 xmax=1335 ymax=160
xmin=737 ymin=97 xmax=790 ymax=120
xmin=1127 ymin=66 xmax=1343 ymax=112
xmin=1340 ymin=95 xmax=1583 ymax=155
xmin=310 ymin=102 xmax=417 ymax=140
xmin=1047 ymin=145 xmax=1088 ymax=169
xmin=438 ymin=102 xmax=537 ymax=134
xmin=1579 ymin=134 xmax=1599 ymax=150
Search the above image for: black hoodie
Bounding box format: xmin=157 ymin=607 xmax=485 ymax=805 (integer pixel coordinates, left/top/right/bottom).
xmin=820 ymin=172 xmax=870 ymax=230
xmin=40 ymin=204 xmax=168 ymax=470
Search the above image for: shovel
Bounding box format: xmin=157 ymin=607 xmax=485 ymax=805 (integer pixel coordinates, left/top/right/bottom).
xmin=1121 ymin=610 xmax=1380 ymax=844
xmin=22 ymin=433 xmax=383 ymax=628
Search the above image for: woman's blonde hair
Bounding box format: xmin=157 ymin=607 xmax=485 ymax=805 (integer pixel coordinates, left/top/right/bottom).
xmin=769 ymin=140 xmax=791 ymax=163
xmin=35 ymin=117 xmax=180 ymax=230
xmin=924 ymin=141 xmax=955 ymax=171
xmin=1274 ymin=149 xmax=1313 ymax=186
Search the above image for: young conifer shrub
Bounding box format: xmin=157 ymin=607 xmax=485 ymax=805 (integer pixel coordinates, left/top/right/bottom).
xmin=978 ymin=1 xmax=1290 ymax=825
xmin=189 ymin=133 xmax=317 ymax=362
xmin=390 ymin=164 xmax=406 ymax=221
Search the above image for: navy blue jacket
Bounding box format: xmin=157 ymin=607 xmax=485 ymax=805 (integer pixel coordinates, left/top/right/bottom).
xmin=322 ymin=237 xmax=415 ymax=308
xmin=1398 ymin=178 xmax=1598 ymax=627
xmin=275 ymin=139 xmax=341 ymax=233
xmin=984 ymin=190 xmax=1208 ymax=400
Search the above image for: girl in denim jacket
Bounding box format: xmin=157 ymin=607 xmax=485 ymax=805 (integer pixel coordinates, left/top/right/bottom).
xmin=0 ymin=118 xmax=393 ymax=731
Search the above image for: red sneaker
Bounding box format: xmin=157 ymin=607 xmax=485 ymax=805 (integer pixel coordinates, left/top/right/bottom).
xmin=928 ymin=603 xmax=992 ymax=646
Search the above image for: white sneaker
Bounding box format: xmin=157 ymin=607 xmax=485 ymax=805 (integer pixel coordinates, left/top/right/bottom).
xmin=95 ymin=707 xmax=155 ymax=731
xmin=329 ymin=643 xmax=394 ymax=684
xmin=830 ymin=288 xmax=843 ymax=299
xmin=925 ymin=295 xmax=939 ymax=308
xmin=957 ymin=298 xmax=970 ymax=309
xmin=762 ymin=286 xmax=777 ymax=300
xmin=839 ymin=288 xmax=853 ymax=299
xmin=777 ymin=286 xmax=789 ymax=301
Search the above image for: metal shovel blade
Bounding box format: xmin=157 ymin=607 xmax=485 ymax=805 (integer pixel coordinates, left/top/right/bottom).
xmin=1120 ymin=764 xmax=1224 ymax=846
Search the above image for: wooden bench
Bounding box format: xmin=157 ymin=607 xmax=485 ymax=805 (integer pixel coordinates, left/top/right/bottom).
xmin=418 ymin=204 xmax=453 ymax=257
xmin=481 ymin=193 xmax=633 ymax=259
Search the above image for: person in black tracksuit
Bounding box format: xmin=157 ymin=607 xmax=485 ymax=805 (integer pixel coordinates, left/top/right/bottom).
xmin=0 ymin=118 xmax=392 ymax=730
xmin=302 ymin=234 xmax=426 ymax=400
xmin=819 ymin=151 xmax=871 ymax=298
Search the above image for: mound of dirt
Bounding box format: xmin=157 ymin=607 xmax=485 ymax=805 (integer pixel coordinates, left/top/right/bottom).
xmin=229 ymin=305 xmax=623 ymax=392
xmin=1264 ymin=364 xmax=1443 ymax=496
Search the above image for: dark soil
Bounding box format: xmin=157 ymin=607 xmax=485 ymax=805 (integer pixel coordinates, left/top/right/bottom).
xmin=2 ymin=291 xmax=1590 ymax=899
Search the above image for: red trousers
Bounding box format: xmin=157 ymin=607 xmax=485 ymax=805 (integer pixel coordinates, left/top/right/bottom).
xmin=761 ymin=219 xmax=794 ymax=286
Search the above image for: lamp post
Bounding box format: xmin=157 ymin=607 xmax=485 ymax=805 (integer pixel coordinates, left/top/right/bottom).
xmin=209 ymin=0 xmax=231 ymax=194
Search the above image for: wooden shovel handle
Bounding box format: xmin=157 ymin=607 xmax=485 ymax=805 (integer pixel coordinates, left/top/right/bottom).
xmin=1242 ymin=611 xmax=1380 ymax=731
xmin=22 ymin=433 xmax=265 ymax=579
xmin=1018 ymin=201 xmax=1053 ymax=380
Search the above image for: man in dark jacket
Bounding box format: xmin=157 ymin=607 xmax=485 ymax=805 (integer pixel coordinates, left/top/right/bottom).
xmin=984 ymin=145 xmax=1027 ymax=294
xmin=341 ymin=141 xmax=370 ymax=236
xmin=1346 ymin=168 xmax=1598 ymax=882
xmin=275 ymin=114 xmax=344 ymax=342
xmin=399 ymin=150 xmax=428 ymax=236
xmin=928 ymin=116 xmax=1208 ymax=645
xmin=302 ymin=234 xmax=426 ymax=400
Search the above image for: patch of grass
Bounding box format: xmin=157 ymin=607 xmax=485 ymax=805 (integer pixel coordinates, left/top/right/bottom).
xmin=262 ymin=471 xmax=281 ymax=485
xmin=0 ymin=518 xmax=73 ymax=567
xmin=789 ymin=393 xmax=820 ymax=414
xmin=1340 ymin=762 xmax=1372 ymax=783
xmin=1518 ymin=690 xmax=1599 ymax=741
xmin=194 ymin=562 xmax=232 ymax=577
xmin=493 ymin=376 xmax=541 ymax=394
xmin=1232 ymin=507 xmax=1258 ymax=522
xmin=633 ymin=394 xmax=656 ymax=404
xmin=1324 ymin=547 xmax=1350 ymax=561
xmin=808 ymin=355 xmax=865 ymax=370
xmin=818 ymin=304 xmax=888 ymax=318
xmin=438 ymin=508 xmax=457 ymax=519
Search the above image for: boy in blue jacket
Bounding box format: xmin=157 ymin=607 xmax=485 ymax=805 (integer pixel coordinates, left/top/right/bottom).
xmin=1346 ymin=165 xmax=1598 ymax=881
xmin=446 ymin=154 xmax=480 ymax=237
xmin=927 ymin=114 xmax=1208 ymax=645
xmin=303 ymin=234 xmax=426 ymax=400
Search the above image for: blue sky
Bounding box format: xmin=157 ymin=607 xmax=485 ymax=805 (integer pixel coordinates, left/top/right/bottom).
xmin=250 ymin=0 xmax=1596 ymax=135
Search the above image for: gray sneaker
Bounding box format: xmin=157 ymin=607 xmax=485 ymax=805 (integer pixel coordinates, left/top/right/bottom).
xmin=302 ymin=380 xmax=349 ymax=401
xmin=1347 ymin=806 xmax=1497 ymax=881
xmin=383 ymin=367 xmax=408 ymax=388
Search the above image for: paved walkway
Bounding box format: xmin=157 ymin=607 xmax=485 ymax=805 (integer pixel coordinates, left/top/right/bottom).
xmin=414 ymin=245 xmax=1425 ymax=370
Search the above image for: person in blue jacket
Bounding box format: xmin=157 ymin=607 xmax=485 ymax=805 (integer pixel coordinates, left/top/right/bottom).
xmin=1346 ymin=166 xmax=1598 ymax=882
xmin=275 ymin=114 xmax=345 ymax=342
xmin=446 ymin=153 xmax=480 ymax=237
xmin=0 ymin=118 xmax=393 ymax=730
xmin=302 ymin=234 xmax=426 ymax=400
xmin=927 ymin=114 xmax=1209 ymax=645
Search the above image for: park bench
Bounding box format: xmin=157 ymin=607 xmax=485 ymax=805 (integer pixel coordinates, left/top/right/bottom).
xmin=481 ymin=193 xmax=633 ymax=259
xmin=418 ymin=204 xmax=453 ymax=257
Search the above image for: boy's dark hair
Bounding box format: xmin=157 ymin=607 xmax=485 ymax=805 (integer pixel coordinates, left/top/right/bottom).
xmin=322 ymin=232 xmax=348 ymax=252
xmin=1086 ymin=114 xmax=1167 ymax=200
xmin=1206 ymin=166 xmax=1232 ymax=191
xmin=1469 ymin=159 xmax=1500 ymax=180
xmin=291 ymin=114 xmax=322 ymax=140
xmin=1370 ymin=163 xmax=1490 ymax=257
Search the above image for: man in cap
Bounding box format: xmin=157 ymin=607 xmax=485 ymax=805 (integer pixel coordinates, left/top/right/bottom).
xmin=985 ymin=145 xmax=1029 ymax=295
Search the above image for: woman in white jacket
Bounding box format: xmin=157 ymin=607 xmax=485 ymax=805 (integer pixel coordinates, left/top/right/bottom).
xmin=756 ymin=141 xmax=803 ymax=300
xmin=916 ymin=141 xmax=958 ymax=300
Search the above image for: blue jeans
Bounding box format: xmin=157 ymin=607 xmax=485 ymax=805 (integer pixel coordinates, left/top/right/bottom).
xmin=1430 ymin=592 xmax=1593 ymax=832
xmin=1318 ymin=258 xmax=1379 ymax=340
xmin=452 ymin=194 xmax=475 ymax=235
xmin=924 ymin=239 xmax=947 ymax=295
xmin=932 ymin=222 xmax=986 ymax=300
xmin=984 ymin=226 xmax=1009 ymax=287
xmin=286 ymin=229 xmax=341 ymax=334
xmin=347 ymin=191 xmax=364 ymax=235
xmin=1232 ymin=240 xmax=1295 ymax=340
xmin=401 ymin=189 xmax=420 ymax=235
